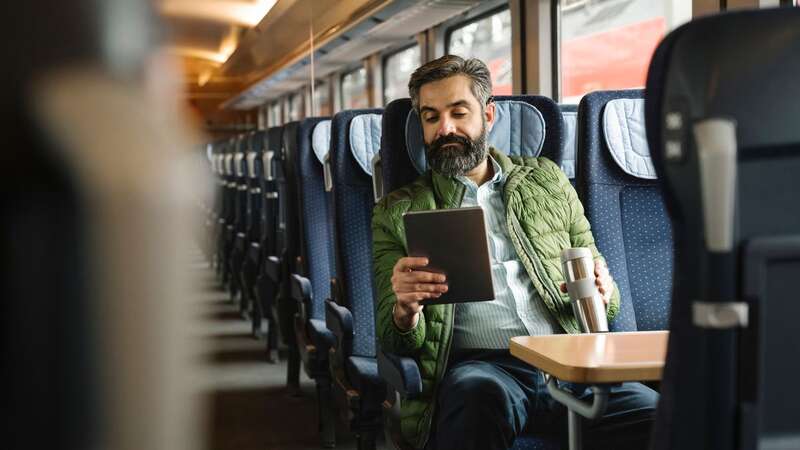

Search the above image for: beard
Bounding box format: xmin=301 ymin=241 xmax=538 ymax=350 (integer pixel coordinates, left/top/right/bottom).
xmin=425 ymin=122 xmax=489 ymax=177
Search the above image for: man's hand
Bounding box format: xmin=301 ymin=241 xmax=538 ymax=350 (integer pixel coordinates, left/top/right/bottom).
xmin=559 ymin=259 xmax=615 ymax=306
xmin=391 ymin=257 xmax=448 ymax=330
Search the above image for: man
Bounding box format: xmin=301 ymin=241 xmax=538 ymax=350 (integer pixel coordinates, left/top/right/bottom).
xmin=372 ymin=55 xmax=658 ymax=450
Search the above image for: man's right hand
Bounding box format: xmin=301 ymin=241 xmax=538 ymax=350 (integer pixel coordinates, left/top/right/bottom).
xmin=391 ymin=257 xmax=448 ymax=330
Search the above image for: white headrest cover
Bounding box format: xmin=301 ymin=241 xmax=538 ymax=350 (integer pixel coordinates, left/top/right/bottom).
xmin=405 ymin=100 xmax=546 ymax=174
xmin=349 ymin=113 xmax=382 ymax=176
xmin=312 ymin=120 xmax=331 ymax=165
xmin=603 ymin=98 xmax=656 ymax=179
xmin=560 ymin=110 xmax=577 ymax=179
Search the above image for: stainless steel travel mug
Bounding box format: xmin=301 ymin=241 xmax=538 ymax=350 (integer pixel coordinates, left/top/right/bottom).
xmin=561 ymin=247 xmax=608 ymax=333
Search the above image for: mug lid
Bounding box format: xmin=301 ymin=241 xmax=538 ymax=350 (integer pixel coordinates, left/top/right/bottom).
xmin=561 ymin=247 xmax=592 ymax=263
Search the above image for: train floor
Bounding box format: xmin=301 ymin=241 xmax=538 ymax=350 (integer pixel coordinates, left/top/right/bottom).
xmin=191 ymin=250 xmax=388 ymax=450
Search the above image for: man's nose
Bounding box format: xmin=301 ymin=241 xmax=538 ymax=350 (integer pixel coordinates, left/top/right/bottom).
xmin=436 ymin=118 xmax=456 ymax=139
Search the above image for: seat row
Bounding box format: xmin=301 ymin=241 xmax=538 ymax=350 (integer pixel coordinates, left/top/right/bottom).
xmin=201 ymin=88 xmax=675 ymax=450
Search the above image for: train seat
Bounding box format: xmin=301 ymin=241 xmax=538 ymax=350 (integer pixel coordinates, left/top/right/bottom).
xmin=645 ymin=8 xmax=800 ymax=450
xmin=576 ymin=89 xmax=672 ymax=332
xmin=240 ymin=130 xmax=266 ymax=335
xmin=255 ymin=126 xmax=284 ymax=359
xmin=377 ymin=96 xmax=565 ymax=450
xmin=324 ymin=108 xmax=386 ymax=450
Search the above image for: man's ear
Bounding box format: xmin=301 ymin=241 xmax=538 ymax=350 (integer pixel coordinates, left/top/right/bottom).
xmin=484 ymin=101 xmax=496 ymax=131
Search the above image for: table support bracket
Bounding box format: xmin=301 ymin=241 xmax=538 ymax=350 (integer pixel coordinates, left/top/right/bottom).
xmin=546 ymin=377 xmax=610 ymax=450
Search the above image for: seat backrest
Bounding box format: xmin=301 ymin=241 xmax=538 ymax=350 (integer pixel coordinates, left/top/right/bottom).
xmin=645 ymin=9 xmax=800 ymax=450
xmin=559 ymin=103 xmax=578 ymax=183
xmin=380 ymin=95 xmax=564 ymax=195
xmin=233 ymin=134 xmax=248 ymax=229
xmin=260 ymin=126 xmax=283 ymax=255
xmin=576 ymin=89 xmax=672 ymax=332
xmin=245 ymin=131 xmax=265 ymax=241
xmin=288 ymin=118 xmax=335 ymax=320
xmin=329 ymin=108 xmax=383 ymax=358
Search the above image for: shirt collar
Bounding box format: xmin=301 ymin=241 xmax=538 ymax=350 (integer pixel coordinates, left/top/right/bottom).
xmin=456 ymin=154 xmax=504 ymax=190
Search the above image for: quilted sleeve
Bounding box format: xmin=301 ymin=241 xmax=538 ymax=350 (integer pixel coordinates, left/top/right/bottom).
xmin=543 ymin=158 xmax=622 ymax=320
xmin=372 ymin=197 xmax=427 ymax=355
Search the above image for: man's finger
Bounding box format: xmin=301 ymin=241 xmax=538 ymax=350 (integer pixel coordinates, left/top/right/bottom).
xmin=560 ymin=282 xmax=567 ymax=293
xmin=396 ymin=270 xmax=446 ymax=284
xmin=395 ymin=257 xmax=429 ymax=273
xmin=396 ymin=282 xmax=448 ymax=294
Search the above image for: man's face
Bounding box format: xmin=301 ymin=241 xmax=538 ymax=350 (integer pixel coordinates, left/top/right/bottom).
xmin=418 ymin=75 xmax=495 ymax=176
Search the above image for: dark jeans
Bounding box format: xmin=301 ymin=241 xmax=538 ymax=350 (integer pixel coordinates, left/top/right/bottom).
xmin=428 ymin=349 xmax=658 ymax=450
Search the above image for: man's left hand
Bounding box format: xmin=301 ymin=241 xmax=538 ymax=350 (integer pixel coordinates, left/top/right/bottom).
xmin=559 ymin=259 xmax=615 ymax=306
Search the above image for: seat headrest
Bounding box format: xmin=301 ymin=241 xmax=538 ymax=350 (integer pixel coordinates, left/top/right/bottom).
xmin=349 ymin=113 xmax=382 ymax=176
xmin=561 ymin=109 xmax=577 ymax=179
xmin=603 ymin=98 xmax=656 ymax=180
xmin=311 ymin=120 xmax=331 ymax=165
xmin=405 ymin=100 xmax=546 ymax=174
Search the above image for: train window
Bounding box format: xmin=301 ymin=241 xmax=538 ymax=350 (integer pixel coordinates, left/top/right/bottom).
xmin=559 ymin=0 xmax=691 ymax=103
xmin=383 ymin=45 xmax=420 ymax=103
xmin=289 ymin=92 xmax=304 ymax=121
xmin=341 ymin=66 xmax=369 ymax=109
xmin=313 ymin=81 xmax=332 ymax=116
xmin=269 ymin=101 xmax=281 ymax=126
xmin=446 ymin=8 xmax=512 ymax=95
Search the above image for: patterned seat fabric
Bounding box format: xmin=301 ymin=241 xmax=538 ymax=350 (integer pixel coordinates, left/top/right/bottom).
xmin=576 ymin=89 xmax=672 ymax=332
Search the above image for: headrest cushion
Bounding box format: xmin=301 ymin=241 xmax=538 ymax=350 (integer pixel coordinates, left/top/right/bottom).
xmin=603 ymin=98 xmax=656 ymax=179
xmin=405 ymin=100 xmax=546 ymax=174
xmin=560 ymin=110 xmax=577 ymax=179
xmin=311 ymin=120 xmax=331 ymax=165
xmin=349 ymin=113 xmax=382 ymax=176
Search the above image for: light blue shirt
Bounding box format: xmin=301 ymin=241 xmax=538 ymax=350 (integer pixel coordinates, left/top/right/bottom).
xmin=452 ymin=156 xmax=560 ymax=349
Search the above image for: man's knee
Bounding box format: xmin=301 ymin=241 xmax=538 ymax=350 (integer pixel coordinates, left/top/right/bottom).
xmin=440 ymin=363 xmax=513 ymax=410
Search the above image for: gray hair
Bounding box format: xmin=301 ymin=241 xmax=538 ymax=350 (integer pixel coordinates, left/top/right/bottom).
xmin=408 ymin=55 xmax=493 ymax=112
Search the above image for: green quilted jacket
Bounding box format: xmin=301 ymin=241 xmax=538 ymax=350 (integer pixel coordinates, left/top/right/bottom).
xmin=371 ymin=149 xmax=620 ymax=449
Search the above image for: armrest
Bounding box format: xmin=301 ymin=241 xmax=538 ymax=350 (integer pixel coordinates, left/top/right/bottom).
xmin=377 ymin=349 xmax=422 ymax=400
xmin=289 ymin=273 xmax=312 ymax=322
xmin=325 ymin=299 xmax=353 ymax=358
xmin=264 ymin=255 xmax=281 ymax=283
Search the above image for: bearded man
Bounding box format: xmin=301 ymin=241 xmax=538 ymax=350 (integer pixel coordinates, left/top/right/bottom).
xmin=371 ymin=55 xmax=658 ymax=450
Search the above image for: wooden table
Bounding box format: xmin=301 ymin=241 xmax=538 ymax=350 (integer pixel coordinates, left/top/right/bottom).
xmin=510 ymin=330 xmax=669 ymax=383
xmin=509 ymin=331 xmax=669 ymax=450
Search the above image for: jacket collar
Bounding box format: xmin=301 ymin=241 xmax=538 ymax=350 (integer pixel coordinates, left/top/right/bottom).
xmin=431 ymin=148 xmax=516 ymax=208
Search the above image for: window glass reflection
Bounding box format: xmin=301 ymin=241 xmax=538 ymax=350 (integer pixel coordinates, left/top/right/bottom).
xmin=447 ymin=8 xmax=512 ymax=95
xmin=384 ymin=45 xmax=420 ymax=103
xmin=341 ymin=67 xmax=369 ymax=109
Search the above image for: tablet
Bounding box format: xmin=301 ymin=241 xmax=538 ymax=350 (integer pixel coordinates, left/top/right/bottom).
xmin=403 ymin=207 xmax=495 ymax=305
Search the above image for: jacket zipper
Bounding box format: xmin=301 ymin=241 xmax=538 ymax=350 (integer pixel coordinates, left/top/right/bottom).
xmin=509 ymin=213 xmax=563 ymax=317
xmin=418 ymin=303 xmax=456 ymax=450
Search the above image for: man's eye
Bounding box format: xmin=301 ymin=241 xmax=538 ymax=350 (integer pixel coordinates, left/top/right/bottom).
xmin=425 ymin=116 xmax=439 ymax=123
xmin=453 ymin=112 xmax=467 ymax=118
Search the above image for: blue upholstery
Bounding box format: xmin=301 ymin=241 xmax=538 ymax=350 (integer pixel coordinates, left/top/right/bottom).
xmin=559 ymin=104 xmax=577 ymax=181
xmin=576 ymin=89 xmax=672 ymax=332
xmin=380 ymin=95 xmax=564 ymax=195
xmin=345 ymin=356 xmax=383 ymax=398
xmin=645 ymin=9 xmax=800 ymax=450
xmin=511 ymin=436 xmax=561 ymax=450
xmin=329 ymin=108 xmax=383 ymax=358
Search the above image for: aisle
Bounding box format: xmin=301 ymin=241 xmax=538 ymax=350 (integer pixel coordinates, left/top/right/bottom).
xmin=191 ymin=256 xmax=387 ymax=450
